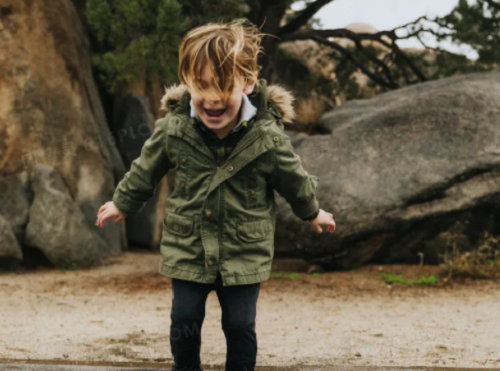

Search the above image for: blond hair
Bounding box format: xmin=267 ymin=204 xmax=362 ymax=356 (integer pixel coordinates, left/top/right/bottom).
xmin=178 ymin=19 xmax=265 ymax=104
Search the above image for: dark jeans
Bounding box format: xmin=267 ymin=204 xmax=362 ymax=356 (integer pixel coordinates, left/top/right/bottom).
xmin=170 ymin=270 xmax=261 ymax=371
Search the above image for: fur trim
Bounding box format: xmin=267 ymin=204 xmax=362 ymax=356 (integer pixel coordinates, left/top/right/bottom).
xmin=159 ymin=83 xmax=186 ymax=113
xmin=159 ymin=82 xmax=296 ymax=123
xmin=266 ymin=84 xmax=296 ymax=123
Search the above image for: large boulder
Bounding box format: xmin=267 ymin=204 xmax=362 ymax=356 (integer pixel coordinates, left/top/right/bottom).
xmin=274 ymin=70 xmax=500 ymax=269
xmin=113 ymin=94 xmax=166 ymax=250
xmin=25 ymin=164 xmax=105 ymax=268
xmin=0 ymin=172 xmax=31 ymax=243
xmin=0 ymin=0 xmax=125 ymax=254
xmin=0 ymin=215 xmax=23 ymax=262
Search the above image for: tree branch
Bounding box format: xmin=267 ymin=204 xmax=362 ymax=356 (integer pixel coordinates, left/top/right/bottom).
xmin=279 ymin=14 xmax=460 ymax=87
xmin=277 ymin=0 xmax=334 ymax=37
xmin=313 ymin=28 xmax=428 ymax=82
xmin=274 ymin=9 xmax=466 ymax=90
xmin=284 ymin=29 xmax=399 ymax=89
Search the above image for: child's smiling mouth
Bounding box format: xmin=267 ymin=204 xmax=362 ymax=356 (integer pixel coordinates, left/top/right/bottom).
xmin=204 ymin=108 xmax=226 ymax=121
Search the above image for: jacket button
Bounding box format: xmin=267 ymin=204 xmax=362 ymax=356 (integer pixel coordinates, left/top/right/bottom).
xmin=205 ymin=210 xmax=212 ymax=216
xmin=252 ymin=167 xmax=257 ymax=173
xmin=208 ymin=260 xmax=214 ymax=266
xmin=181 ymin=158 xmax=186 ymax=163
xmin=228 ymin=166 xmax=234 ymax=172
xmin=203 ymin=158 xmax=208 ymax=163
xmin=180 ymin=182 xmax=185 ymax=187
xmin=251 ymin=190 xmax=256 ymax=195
xmin=273 ymin=136 xmax=279 ymax=142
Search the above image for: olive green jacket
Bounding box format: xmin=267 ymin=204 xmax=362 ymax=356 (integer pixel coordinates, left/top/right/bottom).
xmin=113 ymin=79 xmax=320 ymax=286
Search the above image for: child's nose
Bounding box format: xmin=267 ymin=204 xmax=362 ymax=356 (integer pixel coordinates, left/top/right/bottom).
xmin=206 ymin=95 xmax=222 ymax=105
xmin=203 ymin=90 xmax=223 ymax=104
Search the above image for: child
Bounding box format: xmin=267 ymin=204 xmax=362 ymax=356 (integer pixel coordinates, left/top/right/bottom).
xmin=96 ymin=18 xmax=335 ymax=371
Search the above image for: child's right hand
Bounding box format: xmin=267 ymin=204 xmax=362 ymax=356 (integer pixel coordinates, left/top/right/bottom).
xmin=96 ymin=201 xmax=127 ymax=228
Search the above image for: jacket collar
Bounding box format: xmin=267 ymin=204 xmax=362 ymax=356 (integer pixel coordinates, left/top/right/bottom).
xmin=159 ymin=79 xmax=295 ymax=187
xmin=160 ymin=78 xmax=296 ymax=123
xmin=161 ymin=79 xmax=295 ymax=192
xmin=189 ymin=92 xmax=258 ymax=133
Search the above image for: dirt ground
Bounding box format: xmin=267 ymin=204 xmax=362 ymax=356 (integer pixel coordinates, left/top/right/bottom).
xmin=0 ymin=251 xmax=499 ymax=369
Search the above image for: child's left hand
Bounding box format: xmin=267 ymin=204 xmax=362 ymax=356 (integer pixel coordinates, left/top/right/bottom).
xmin=308 ymin=209 xmax=336 ymax=233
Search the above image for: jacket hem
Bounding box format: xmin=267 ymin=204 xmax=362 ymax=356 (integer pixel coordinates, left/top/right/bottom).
xmin=158 ymin=260 xmax=271 ymax=286
xmin=221 ymin=269 xmax=271 ymax=286
xmin=159 ymin=260 xmax=218 ymax=284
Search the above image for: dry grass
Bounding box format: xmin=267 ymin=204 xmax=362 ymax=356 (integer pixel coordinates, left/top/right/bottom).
xmin=441 ymin=232 xmax=500 ymax=280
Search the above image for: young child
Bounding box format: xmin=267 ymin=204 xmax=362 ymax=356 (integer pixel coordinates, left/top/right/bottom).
xmin=96 ymin=18 xmax=335 ymax=371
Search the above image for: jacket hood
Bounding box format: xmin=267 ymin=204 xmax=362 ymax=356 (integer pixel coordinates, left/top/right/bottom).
xmin=159 ymin=79 xmax=296 ymax=123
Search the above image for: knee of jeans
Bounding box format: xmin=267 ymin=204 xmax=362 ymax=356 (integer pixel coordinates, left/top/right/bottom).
xmin=222 ymin=316 xmax=256 ymax=331
xmin=171 ymin=308 xmax=204 ymax=325
xmin=170 ymin=317 xmax=203 ymax=341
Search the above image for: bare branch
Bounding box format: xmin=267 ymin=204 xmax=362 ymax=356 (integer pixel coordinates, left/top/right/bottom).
xmin=319 ymin=29 xmax=427 ymax=81
xmin=285 ymin=29 xmax=399 ymax=89
xmin=277 ymin=0 xmax=334 ymax=37
xmin=275 ymin=10 xmax=464 ymax=90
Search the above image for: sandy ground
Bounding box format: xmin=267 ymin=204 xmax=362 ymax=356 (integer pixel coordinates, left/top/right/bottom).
xmin=1 ymin=251 xmax=499 ymax=370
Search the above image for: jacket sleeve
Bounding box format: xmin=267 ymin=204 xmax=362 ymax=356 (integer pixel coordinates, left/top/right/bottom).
xmin=269 ymin=132 xmax=320 ymax=221
xmin=112 ymin=118 xmax=171 ymax=215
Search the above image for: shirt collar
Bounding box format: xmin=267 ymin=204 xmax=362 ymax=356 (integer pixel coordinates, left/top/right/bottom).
xmin=189 ymin=93 xmax=258 ymax=133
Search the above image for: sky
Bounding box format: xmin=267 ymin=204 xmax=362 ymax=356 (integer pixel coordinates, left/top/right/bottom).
xmin=292 ymin=0 xmax=477 ymax=59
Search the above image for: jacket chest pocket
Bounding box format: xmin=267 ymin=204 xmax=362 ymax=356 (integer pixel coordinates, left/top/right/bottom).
xmin=176 ymin=150 xmax=190 ymax=199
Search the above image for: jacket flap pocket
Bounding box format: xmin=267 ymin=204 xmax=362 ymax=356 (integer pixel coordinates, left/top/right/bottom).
xmin=237 ymin=219 xmax=273 ymax=242
xmin=166 ymin=212 xmax=194 ymax=237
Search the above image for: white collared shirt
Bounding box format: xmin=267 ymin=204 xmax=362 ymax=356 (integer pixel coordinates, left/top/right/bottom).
xmin=189 ymin=93 xmax=258 ymax=132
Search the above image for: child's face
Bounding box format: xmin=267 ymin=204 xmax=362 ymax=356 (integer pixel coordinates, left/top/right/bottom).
xmin=186 ymin=66 xmax=257 ymax=135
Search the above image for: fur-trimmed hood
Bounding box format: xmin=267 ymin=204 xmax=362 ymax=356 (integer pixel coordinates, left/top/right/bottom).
xmin=159 ymin=80 xmax=296 ymax=123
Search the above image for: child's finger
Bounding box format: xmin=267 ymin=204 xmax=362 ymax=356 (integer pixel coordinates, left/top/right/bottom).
xmin=97 ymin=213 xmax=104 ymax=227
xmin=97 ymin=212 xmax=107 ymax=227
xmin=102 ymin=213 xmax=110 ymax=227
xmin=98 ymin=205 xmax=107 ymax=216
xmin=113 ymin=214 xmax=124 ymax=223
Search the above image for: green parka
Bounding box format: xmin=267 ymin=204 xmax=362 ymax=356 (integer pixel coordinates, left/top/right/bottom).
xmin=113 ymin=79 xmax=320 ymax=286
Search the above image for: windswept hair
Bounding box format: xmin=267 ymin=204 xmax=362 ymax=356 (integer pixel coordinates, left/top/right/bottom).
xmin=178 ymin=19 xmax=266 ymax=104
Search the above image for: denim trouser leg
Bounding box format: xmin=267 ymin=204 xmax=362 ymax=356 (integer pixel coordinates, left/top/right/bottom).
xmin=170 ymin=277 xmax=211 ymax=371
xmin=216 ymin=276 xmax=260 ymax=371
xmin=170 ymin=271 xmax=260 ymax=371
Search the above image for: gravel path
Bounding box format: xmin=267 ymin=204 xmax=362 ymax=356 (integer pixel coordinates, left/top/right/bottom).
xmin=1 ymin=252 xmax=499 ymax=369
